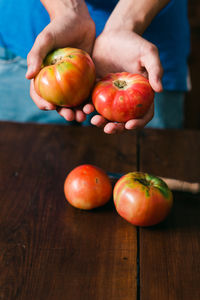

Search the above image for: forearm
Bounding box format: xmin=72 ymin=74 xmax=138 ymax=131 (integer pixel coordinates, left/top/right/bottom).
xmin=104 ymin=0 xmax=171 ymax=34
xmin=41 ymin=0 xmax=89 ymax=19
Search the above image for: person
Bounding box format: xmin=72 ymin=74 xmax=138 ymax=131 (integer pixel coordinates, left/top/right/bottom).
xmin=0 ymin=0 xmax=190 ymax=134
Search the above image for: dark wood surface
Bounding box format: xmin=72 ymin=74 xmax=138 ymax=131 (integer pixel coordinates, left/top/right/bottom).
xmin=0 ymin=122 xmax=138 ymax=300
xmin=0 ymin=122 xmax=200 ymax=300
xmin=139 ymin=129 xmax=200 ymax=300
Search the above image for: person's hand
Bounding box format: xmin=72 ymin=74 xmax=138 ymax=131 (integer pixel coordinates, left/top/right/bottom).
xmin=26 ymin=2 xmax=95 ymax=122
xmin=91 ymin=103 xmax=154 ymax=134
xmin=91 ymin=29 xmax=163 ymax=133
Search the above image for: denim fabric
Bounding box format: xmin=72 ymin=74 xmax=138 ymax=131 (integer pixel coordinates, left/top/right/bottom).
xmin=147 ymin=91 xmax=184 ymax=129
xmin=0 ymin=47 xmax=184 ymax=128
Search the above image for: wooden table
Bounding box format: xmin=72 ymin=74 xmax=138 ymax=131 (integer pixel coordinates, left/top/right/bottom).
xmin=0 ymin=121 xmax=199 ymax=300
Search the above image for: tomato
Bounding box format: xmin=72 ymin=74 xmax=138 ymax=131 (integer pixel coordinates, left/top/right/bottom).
xmin=34 ymin=47 xmax=96 ymax=107
xmin=64 ymin=164 xmax=112 ymax=210
xmin=92 ymin=72 xmax=154 ymax=122
xmin=113 ymin=172 xmax=173 ymax=227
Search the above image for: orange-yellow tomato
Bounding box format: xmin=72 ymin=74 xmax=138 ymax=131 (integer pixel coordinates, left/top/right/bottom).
xmin=113 ymin=172 xmax=173 ymax=227
xmin=35 ymin=47 xmax=96 ymax=107
xmin=64 ymin=164 xmax=112 ymax=210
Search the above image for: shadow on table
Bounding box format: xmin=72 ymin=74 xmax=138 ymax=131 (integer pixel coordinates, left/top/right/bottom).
xmin=146 ymin=191 xmax=200 ymax=231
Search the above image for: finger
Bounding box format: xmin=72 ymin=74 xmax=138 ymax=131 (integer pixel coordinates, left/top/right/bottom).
xmin=26 ymin=27 xmax=55 ymax=79
xmin=30 ymin=79 xmax=56 ymax=110
xmin=75 ymin=110 xmax=86 ymax=122
xmin=83 ymin=103 xmax=95 ymax=114
xmin=125 ymin=103 xmax=154 ymax=130
xmin=141 ymin=44 xmax=163 ymax=93
xmin=91 ymin=115 xmax=107 ymax=128
xmin=104 ymin=122 xmax=125 ymax=134
xmin=57 ymin=108 xmax=75 ymax=121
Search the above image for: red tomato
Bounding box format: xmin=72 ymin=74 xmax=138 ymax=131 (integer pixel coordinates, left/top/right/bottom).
xmin=113 ymin=172 xmax=173 ymax=227
xmin=64 ymin=164 xmax=112 ymax=210
xmin=35 ymin=47 xmax=96 ymax=107
xmin=92 ymin=72 xmax=154 ymax=122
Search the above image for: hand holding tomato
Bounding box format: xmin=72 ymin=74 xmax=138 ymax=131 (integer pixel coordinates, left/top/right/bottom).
xmin=91 ymin=29 xmax=163 ymax=133
xmin=91 ymin=72 xmax=155 ymax=134
xmin=92 ymin=72 xmax=154 ymax=124
xmin=28 ymin=47 xmax=96 ymax=123
xmin=26 ymin=2 xmax=96 ymax=122
xmin=92 ymin=30 xmax=163 ymax=92
xmin=34 ymin=47 xmax=95 ymax=107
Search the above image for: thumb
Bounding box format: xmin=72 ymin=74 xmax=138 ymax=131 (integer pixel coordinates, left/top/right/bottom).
xmin=141 ymin=44 xmax=163 ymax=92
xmin=26 ymin=27 xmax=55 ymax=79
xmin=148 ymin=65 xmax=163 ymax=93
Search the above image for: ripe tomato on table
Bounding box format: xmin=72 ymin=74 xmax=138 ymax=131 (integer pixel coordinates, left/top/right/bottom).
xmin=92 ymin=72 xmax=154 ymax=122
xmin=34 ymin=47 xmax=96 ymax=107
xmin=113 ymin=172 xmax=173 ymax=227
xmin=64 ymin=164 xmax=112 ymax=210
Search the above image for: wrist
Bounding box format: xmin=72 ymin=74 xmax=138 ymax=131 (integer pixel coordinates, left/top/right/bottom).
xmin=104 ymin=0 xmax=147 ymax=35
xmin=104 ymin=0 xmax=171 ymax=35
xmin=41 ymin=0 xmax=90 ymax=20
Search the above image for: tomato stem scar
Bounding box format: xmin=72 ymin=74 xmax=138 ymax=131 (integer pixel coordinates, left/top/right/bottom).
xmin=114 ymin=80 xmax=127 ymax=89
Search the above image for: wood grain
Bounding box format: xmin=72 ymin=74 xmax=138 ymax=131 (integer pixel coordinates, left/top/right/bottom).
xmin=139 ymin=129 xmax=200 ymax=300
xmin=0 ymin=122 xmax=137 ymax=300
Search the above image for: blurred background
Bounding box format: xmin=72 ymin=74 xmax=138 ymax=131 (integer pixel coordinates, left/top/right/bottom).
xmin=185 ymin=0 xmax=200 ymax=129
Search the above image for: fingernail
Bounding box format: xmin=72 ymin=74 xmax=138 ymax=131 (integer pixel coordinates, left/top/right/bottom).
xmin=44 ymin=106 xmax=51 ymax=111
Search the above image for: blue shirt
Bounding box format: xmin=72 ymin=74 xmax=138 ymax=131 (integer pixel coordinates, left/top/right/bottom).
xmin=0 ymin=0 xmax=190 ymax=91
